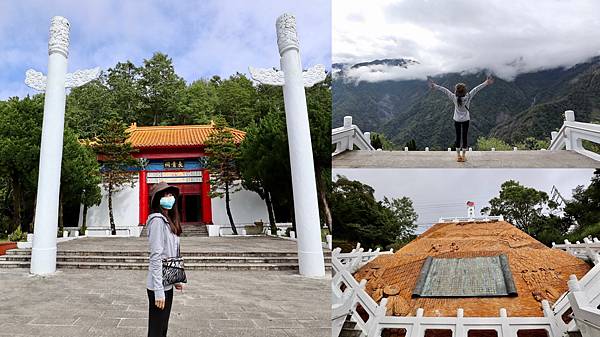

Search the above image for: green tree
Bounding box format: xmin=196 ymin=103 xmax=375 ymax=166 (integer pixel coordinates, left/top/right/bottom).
xmin=371 ymin=132 xmax=394 ymax=150
xmin=476 ymin=137 xmax=512 ymax=151
xmin=331 ymin=176 xmax=417 ymax=249
xmin=0 ymin=96 xmax=44 ymax=233
xmin=105 ymin=61 xmax=144 ymax=125
xmin=59 ymin=129 xmax=102 ymax=234
xmin=381 ymin=196 xmax=418 ymax=242
xmin=205 ymin=118 xmax=242 ymax=235
xmin=564 ymin=169 xmax=600 ymax=238
xmin=94 ymin=119 xmax=140 ymax=235
xmin=66 ymin=75 xmax=113 ymax=139
xmin=405 ymin=139 xmax=417 ymax=151
xmin=515 ymin=137 xmax=549 ymax=150
xmin=307 ymin=75 xmax=333 ymax=233
xmin=214 ymin=73 xmax=257 ymax=128
xmin=138 ymin=52 xmax=186 ymax=125
xmin=175 ymin=79 xmax=217 ymax=125
xmin=482 ymin=180 xmax=558 ymax=235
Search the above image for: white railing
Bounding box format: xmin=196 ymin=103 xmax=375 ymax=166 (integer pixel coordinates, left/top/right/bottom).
xmin=549 ymin=110 xmax=600 ymax=161
xmin=566 ymin=272 xmax=600 ymax=337
xmin=332 ymin=116 xmax=375 ymax=156
xmin=552 ymin=237 xmax=600 ymax=265
xmin=331 ymin=243 xmax=564 ymax=337
xmin=438 ymin=215 xmax=504 ymax=223
xmin=551 ymin=239 xmax=600 ymax=337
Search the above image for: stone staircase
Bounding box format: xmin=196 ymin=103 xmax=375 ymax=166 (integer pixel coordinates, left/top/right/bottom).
xmin=139 ymin=224 xmax=208 ymax=237
xmin=0 ymin=248 xmax=331 ymax=271
xmin=339 ymin=315 xmax=362 ymax=337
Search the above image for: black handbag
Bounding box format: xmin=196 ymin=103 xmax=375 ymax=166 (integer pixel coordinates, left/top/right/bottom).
xmin=162 ymin=245 xmax=187 ymax=286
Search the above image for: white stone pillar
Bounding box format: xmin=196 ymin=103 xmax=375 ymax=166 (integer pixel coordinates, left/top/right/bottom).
xmin=248 ymin=13 xmax=326 ymax=277
xmin=30 ymin=17 xmax=70 ymax=275
xmin=277 ymin=14 xmax=325 ymax=277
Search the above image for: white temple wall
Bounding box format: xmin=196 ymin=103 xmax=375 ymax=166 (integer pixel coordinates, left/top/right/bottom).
xmin=211 ymin=188 xmax=269 ymax=226
xmin=80 ymin=177 xmax=140 ymax=236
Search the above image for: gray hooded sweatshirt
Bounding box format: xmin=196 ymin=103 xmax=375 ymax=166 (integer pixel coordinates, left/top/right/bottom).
xmin=146 ymin=213 xmax=180 ymax=300
xmin=433 ymin=81 xmax=488 ymax=122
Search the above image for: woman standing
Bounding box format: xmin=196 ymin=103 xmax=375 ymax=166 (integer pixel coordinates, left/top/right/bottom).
xmin=146 ymin=181 xmax=184 ymax=337
xmin=429 ymin=75 xmax=494 ymax=162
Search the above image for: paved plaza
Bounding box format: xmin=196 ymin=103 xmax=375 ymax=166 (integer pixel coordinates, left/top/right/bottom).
xmin=0 ymin=268 xmax=330 ymax=337
xmin=332 ymin=150 xmax=599 ymax=168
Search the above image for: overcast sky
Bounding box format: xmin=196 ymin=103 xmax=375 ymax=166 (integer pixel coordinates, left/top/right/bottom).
xmin=333 ymin=168 xmax=595 ymax=233
xmin=333 ymin=0 xmax=600 ymax=82
xmin=0 ymin=0 xmax=331 ymax=100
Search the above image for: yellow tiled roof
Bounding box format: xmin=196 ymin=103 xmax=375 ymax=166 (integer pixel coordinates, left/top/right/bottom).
xmin=125 ymin=123 xmax=245 ymax=148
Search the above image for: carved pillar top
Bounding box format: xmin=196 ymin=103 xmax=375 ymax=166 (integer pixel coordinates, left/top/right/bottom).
xmin=276 ymin=13 xmax=299 ymax=55
xmin=48 ymin=16 xmax=70 ymax=57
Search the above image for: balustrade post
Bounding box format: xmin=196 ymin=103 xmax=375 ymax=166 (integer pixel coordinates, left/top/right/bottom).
xmin=455 ymin=308 xmax=465 ymax=337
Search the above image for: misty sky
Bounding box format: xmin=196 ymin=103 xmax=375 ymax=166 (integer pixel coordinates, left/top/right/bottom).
xmin=333 ymin=168 xmax=595 ymax=233
xmin=333 ymin=0 xmax=600 ymax=82
xmin=0 ymin=0 xmax=331 ymax=99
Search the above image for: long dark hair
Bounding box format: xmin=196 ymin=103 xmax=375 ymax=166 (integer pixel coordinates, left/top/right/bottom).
xmin=150 ymin=191 xmax=182 ymax=236
xmin=455 ymin=83 xmax=467 ymax=106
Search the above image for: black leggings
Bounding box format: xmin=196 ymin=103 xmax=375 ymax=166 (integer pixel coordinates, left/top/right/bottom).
xmin=454 ymin=121 xmax=470 ymax=149
xmin=147 ymin=288 xmax=173 ymax=337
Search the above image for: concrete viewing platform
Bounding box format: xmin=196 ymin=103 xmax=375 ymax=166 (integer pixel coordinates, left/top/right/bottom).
xmin=332 ymin=150 xmax=599 ymax=168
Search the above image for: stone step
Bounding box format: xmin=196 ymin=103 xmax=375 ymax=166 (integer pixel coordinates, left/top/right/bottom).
xmin=340 ymin=316 xmax=362 ymax=337
xmin=1 ymin=255 xmax=331 ymax=264
xmin=140 ymin=225 xmax=209 ymax=237
xmin=343 ymin=320 xmax=358 ymax=329
xmin=0 ymin=260 xmax=332 ymax=271
xmin=340 ymin=328 xmax=362 ymax=337
xmin=4 ymin=249 xmax=327 ymax=257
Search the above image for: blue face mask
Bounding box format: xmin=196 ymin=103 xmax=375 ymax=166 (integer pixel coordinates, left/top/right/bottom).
xmin=160 ymin=195 xmax=176 ymax=210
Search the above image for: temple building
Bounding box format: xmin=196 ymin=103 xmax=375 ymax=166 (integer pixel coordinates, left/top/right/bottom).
xmin=80 ymin=123 xmax=269 ymax=236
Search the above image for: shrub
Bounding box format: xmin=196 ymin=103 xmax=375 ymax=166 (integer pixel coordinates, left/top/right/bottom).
xmin=8 ymin=226 xmax=26 ymax=242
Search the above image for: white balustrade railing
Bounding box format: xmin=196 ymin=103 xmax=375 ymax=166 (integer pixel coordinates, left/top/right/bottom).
xmin=551 ymin=240 xmax=600 ymax=337
xmin=331 ymin=243 xmax=566 ymax=337
xmin=549 ymin=110 xmax=600 ymax=161
xmin=438 ymin=215 xmax=504 ymax=223
xmin=566 ymin=273 xmax=600 ymax=337
xmin=332 ymin=116 xmax=375 ymax=156
xmin=552 ymin=237 xmax=600 ymax=265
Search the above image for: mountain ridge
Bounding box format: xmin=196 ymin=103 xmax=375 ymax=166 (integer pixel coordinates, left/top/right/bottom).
xmin=333 ymin=57 xmax=600 ymax=149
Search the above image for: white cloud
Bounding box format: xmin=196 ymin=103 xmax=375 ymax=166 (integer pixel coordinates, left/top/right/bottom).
xmin=0 ymin=0 xmax=330 ymax=99
xmin=333 ymin=0 xmax=600 ymax=82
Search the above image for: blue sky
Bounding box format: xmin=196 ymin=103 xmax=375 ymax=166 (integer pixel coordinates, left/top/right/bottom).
xmin=0 ymin=0 xmax=331 ymax=99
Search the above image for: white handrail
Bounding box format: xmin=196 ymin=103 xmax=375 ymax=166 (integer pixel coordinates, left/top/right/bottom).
xmin=549 ymin=110 xmax=600 ymax=161
xmin=552 ymin=237 xmax=600 ymax=265
xmin=438 ymin=215 xmax=504 ymax=223
xmin=332 ymin=116 xmax=375 ymax=156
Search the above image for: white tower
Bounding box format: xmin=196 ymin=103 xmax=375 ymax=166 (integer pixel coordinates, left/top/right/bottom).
xmin=467 ymin=201 xmax=475 ymax=217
